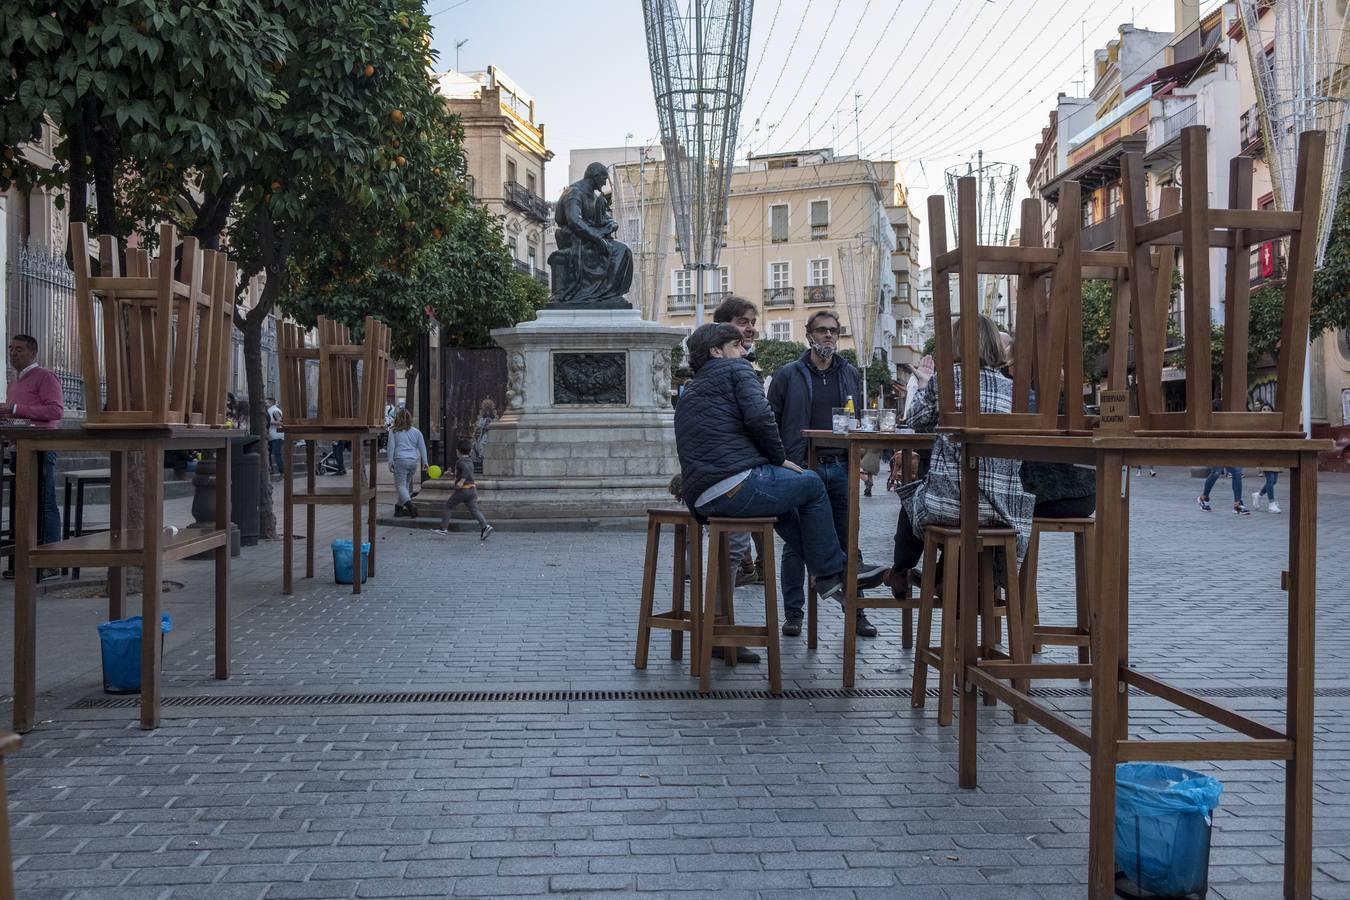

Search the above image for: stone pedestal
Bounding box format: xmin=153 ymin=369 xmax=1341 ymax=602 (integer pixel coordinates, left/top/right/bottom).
xmin=421 ymin=309 xmax=686 ymax=527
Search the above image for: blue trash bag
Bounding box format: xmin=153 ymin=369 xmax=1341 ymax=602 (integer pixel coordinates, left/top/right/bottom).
xmin=1116 ymin=763 xmax=1223 ymax=897
xmin=331 ymin=539 xmax=371 ymax=584
xmin=98 ymin=615 xmax=172 ymax=694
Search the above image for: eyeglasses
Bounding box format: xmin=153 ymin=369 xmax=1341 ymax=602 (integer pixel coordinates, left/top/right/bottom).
xmin=811 ymin=327 xmax=840 ymax=336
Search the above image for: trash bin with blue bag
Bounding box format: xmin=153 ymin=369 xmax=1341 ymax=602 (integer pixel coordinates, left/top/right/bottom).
xmin=1115 ymin=763 xmax=1223 ymax=899
xmin=98 ymin=615 xmax=172 ymax=694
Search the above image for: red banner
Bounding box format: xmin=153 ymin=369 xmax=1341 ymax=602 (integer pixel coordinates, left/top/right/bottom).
xmin=1259 ymin=242 xmax=1275 ymax=278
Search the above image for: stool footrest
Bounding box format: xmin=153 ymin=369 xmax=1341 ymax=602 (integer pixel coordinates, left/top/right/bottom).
xmin=708 ymin=624 xmax=771 ymax=642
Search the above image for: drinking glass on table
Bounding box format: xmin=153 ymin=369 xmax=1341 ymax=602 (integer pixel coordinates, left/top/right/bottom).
xmin=831 ymin=408 xmax=850 ymax=434
xmin=879 ymin=409 xmax=897 ymax=432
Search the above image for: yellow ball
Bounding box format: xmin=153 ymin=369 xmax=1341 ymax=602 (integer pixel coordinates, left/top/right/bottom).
xmin=426 ymin=465 xmax=442 ymax=480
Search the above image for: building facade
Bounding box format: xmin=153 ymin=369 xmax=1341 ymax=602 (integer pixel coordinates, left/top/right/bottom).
xmin=438 ymin=66 xmax=553 ymax=287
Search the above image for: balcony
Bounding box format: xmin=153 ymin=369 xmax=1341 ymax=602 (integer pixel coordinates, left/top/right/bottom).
xmin=1159 ymin=101 xmax=1198 ymax=148
xmin=503 ymin=180 xmax=551 ymax=222
xmin=891 ymin=250 xmax=911 ymax=274
xmin=667 ymin=293 xmax=694 ymax=314
xmin=803 ymin=284 xmax=835 ymax=305
xmin=1081 ymin=210 xmax=1120 ymax=251
xmin=1240 ymin=104 xmax=1264 ymax=156
xmin=763 ymin=287 xmax=796 ymax=308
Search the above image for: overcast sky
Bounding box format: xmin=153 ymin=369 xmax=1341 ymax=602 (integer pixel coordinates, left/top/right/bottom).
xmin=428 ymin=0 xmax=1227 ymax=214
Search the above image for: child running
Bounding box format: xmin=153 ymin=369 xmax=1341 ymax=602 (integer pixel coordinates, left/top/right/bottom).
xmin=431 ymin=438 xmax=494 ymax=540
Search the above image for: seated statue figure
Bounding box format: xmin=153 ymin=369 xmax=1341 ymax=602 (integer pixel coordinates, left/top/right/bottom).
xmin=548 ymin=162 xmax=634 ymax=307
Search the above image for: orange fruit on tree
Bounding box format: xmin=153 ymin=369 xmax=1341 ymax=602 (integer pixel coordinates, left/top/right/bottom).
xmin=395 ymin=155 xmax=406 ymax=167
xmin=390 ymin=109 xmax=405 ymax=125
xmin=363 ymin=64 xmax=375 ymax=78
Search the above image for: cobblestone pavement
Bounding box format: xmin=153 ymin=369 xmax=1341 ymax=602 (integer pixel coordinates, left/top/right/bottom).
xmin=2 ymin=469 xmax=1349 ymax=898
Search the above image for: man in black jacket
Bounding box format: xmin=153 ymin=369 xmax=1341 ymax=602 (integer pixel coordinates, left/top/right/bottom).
xmin=675 ymin=323 xmax=884 ymax=606
xmin=767 ymin=310 xmax=879 ymax=638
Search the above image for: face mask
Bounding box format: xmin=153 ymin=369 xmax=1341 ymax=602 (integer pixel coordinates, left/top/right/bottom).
xmin=810 ymin=341 xmax=835 ymax=361
xmin=743 ymin=345 xmax=756 ymax=364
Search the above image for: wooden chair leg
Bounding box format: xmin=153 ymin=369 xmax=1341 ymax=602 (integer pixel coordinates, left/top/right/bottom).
xmin=1024 ymin=528 xmax=1043 ymax=653
xmin=689 ymin=524 xmax=704 ymax=679
xmin=720 ymin=536 xmax=736 ymax=668
xmin=979 ymin=548 xmax=998 ymax=707
xmin=902 ymin=606 xmax=913 ymax=651
xmin=634 ymin=518 xmax=660 ymax=670
xmin=700 ymin=526 xmax=721 ymax=693
xmin=807 ymin=577 xmax=818 ymax=650
xmin=911 ymin=535 xmax=940 ymax=709
xmin=937 ymin=537 xmax=960 ymax=727
xmin=670 ymin=523 xmax=686 ymax=661
xmin=1001 ymin=537 xmax=1030 ymax=725
xmin=1075 ymin=527 xmax=1092 ymax=674
xmin=762 ymin=530 xmax=781 ymax=695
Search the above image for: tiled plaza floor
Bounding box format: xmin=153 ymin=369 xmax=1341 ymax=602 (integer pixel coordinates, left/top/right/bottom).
xmin=2 ymin=469 xmax=1349 ymax=898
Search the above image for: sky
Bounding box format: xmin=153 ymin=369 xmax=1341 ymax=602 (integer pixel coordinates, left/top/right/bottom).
xmin=427 ymin=0 xmax=1229 ymax=214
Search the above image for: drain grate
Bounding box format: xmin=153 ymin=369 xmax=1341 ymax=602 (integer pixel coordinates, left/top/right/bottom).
xmin=66 ymin=684 xmax=1350 ymax=710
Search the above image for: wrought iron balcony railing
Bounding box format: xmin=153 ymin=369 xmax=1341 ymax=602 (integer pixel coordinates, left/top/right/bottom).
xmin=803 ymin=284 xmax=835 ymax=305
xmin=503 ymin=180 xmax=551 ymax=222
xmin=763 ymin=287 xmax=795 ymax=308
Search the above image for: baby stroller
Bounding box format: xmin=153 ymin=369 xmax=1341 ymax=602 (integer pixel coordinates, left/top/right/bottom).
xmin=315 ymin=443 xmax=343 ymax=476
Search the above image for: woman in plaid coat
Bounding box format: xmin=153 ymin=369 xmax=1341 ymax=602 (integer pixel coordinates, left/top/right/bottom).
xmin=891 ymin=315 xmax=1035 ymax=577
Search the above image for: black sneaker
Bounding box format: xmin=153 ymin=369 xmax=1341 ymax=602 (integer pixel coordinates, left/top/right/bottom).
xmin=816 ymin=574 xmax=844 ymax=601
xmin=782 ymin=616 xmax=803 ymax=637
xmin=1196 ymin=496 xmax=1212 ymax=512
xmin=480 ymin=525 xmax=495 ymax=541
xmin=1233 ymin=503 xmax=1252 ymax=516
xmin=855 ymin=613 xmax=877 ymax=638
xmin=857 ymin=563 xmax=888 ymax=590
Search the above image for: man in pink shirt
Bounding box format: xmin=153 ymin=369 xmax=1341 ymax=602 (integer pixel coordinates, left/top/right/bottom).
xmin=4 ymin=335 xmax=64 ymax=575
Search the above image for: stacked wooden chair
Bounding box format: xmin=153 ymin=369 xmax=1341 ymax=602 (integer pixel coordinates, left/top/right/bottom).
xmin=277 ymin=316 xmax=391 ymax=595
xmin=6 ymin=223 xmax=238 ymax=736
xmin=927 ymin=126 xmax=1329 ymax=898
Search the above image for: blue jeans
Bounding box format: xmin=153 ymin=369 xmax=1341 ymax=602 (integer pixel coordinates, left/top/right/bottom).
xmin=40 ymin=452 xmax=59 ymax=545
xmin=1259 ymin=471 xmax=1278 ymax=503
xmin=697 ymin=465 xmax=846 ymax=591
xmin=780 ymin=459 xmax=849 ymax=619
xmin=1202 ymin=466 xmax=1243 ymax=503
xmin=269 ymin=438 xmax=284 ymax=476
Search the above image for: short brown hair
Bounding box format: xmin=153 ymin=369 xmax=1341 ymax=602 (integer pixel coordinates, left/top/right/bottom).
xmin=712 ymin=295 xmax=757 ymax=323
xmin=805 ymin=310 xmax=840 ymax=335
xmin=687 ymin=323 xmax=743 ymax=373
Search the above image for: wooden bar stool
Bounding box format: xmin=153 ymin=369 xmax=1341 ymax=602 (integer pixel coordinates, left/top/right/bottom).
xmin=699 ymin=517 xmax=782 ymax=695
xmin=634 ymin=509 xmax=703 ymax=675
xmin=912 ymin=524 xmax=1029 ymax=726
xmin=1020 ymin=517 xmax=1093 ymax=677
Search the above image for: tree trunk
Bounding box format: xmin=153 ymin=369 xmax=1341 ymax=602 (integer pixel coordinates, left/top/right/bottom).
xmin=241 ymin=307 xmax=276 ymax=540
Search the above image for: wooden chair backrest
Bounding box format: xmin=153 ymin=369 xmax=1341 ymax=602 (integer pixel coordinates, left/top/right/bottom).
xmin=278 ymin=321 xmax=321 ymax=429
xmin=281 ymin=316 xmax=390 ymax=429
xmin=1116 ymin=126 xmax=1325 ymax=436
xmin=70 ymin=221 xmax=228 ymax=428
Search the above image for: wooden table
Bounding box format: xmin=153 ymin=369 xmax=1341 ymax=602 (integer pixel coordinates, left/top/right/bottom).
xmin=803 ymin=429 xmax=932 ymax=686
xmin=3 ymin=425 xmax=239 ymax=733
xmin=954 ymin=431 xmax=1324 ymax=899
xmin=0 ymin=730 xmax=17 ymax=900
xmin=282 ymin=427 xmax=381 ymax=595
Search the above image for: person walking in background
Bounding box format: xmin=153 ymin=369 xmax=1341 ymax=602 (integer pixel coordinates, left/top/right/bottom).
xmin=472 ymin=398 xmax=497 ymax=473
xmin=2 ymin=334 xmax=65 ymax=581
xmin=387 ymin=408 xmax=428 ymax=518
xmin=266 ymin=396 xmax=285 ymax=478
xmin=331 ymin=440 xmax=349 ymax=477
xmin=1253 ymin=465 xmax=1282 ymax=514
xmin=1198 ymin=466 xmax=1251 ymax=515
xmin=432 ymin=438 xmax=494 ymax=541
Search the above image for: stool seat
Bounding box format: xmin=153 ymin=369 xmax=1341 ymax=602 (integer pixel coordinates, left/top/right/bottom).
xmin=635 ymin=509 xmax=702 ymax=674
xmin=912 ymin=524 xmax=1029 ymax=726
xmin=700 ymin=518 xmax=782 ymax=695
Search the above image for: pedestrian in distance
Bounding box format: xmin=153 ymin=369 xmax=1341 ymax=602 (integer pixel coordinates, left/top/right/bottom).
xmin=1198 ymin=466 xmax=1251 ymax=515
xmin=2 ymin=334 xmax=65 ymax=582
xmin=432 ymin=438 xmax=494 ymax=540
xmin=266 ymin=396 xmax=285 ymax=478
xmin=387 ymin=408 xmax=428 ymax=518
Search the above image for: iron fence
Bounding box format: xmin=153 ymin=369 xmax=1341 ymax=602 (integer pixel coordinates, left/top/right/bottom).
xmin=6 ymin=243 xmax=89 ymax=410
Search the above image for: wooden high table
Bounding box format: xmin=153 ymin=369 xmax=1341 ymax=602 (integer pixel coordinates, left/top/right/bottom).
xmin=282 ymin=427 xmax=381 ymax=595
xmin=803 ymin=429 xmax=931 ymax=686
xmin=4 ymin=425 xmax=238 ymax=733
xmin=953 ymin=431 xmax=1325 ymax=899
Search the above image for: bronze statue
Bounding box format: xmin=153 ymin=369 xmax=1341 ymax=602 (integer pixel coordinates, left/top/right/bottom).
xmin=547 ymin=162 xmax=633 ymax=307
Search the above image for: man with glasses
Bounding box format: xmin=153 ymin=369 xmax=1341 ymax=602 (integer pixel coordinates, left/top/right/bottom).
xmin=767 ymin=310 xmax=880 ymax=638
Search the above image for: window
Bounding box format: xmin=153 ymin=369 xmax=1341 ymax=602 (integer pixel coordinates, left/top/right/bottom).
xmin=717 ymin=267 xmax=729 ymax=292
xmin=527 ymin=242 xmax=538 ymax=270
xmin=895 ymin=236 xmax=910 ymax=252
xmin=768 ymin=321 xmax=793 ymax=341
xmin=896 ymin=283 xmax=910 ymax=300
xmin=506 ymin=158 xmax=517 ymax=184
xmin=1108 ymin=184 xmax=1121 ymax=215
xmin=526 ymin=172 xmax=537 ymax=195
xmin=623 ymin=217 xmax=639 ymax=243
xmin=1082 ymin=202 xmax=1093 ymax=227
xmin=770 ymin=204 xmax=789 ymax=242
xmin=673 ymin=269 xmax=692 ymax=296
xmin=809 ymin=258 xmax=831 ymax=286
xmin=810 ymin=199 xmax=829 ymax=239
xmin=769 ymin=262 xmax=790 ymax=289
xmin=898 ymin=317 xmax=914 ymax=345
